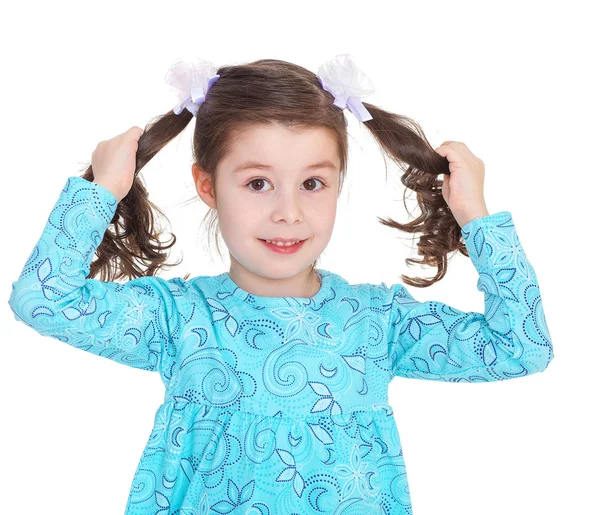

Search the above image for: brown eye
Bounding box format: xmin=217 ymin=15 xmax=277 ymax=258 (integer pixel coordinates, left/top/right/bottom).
xmin=304 ymin=179 xmax=317 ymax=191
xmin=303 ymin=178 xmax=326 ymax=191
xmin=247 ymin=179 xmax=271 ymax=192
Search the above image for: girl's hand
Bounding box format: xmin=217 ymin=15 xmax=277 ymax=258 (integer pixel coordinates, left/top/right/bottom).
xmin=91 ymin=126 xmax=144 ymax=202
xmin=434 ymin=141 xmax=489 ymax=228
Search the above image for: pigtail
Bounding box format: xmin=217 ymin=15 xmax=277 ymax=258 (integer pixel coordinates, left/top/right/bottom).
xmin=361 ymin=102 xmax=468 ymax=288
xmin=80 ymin=109 xmax=194 ymax=282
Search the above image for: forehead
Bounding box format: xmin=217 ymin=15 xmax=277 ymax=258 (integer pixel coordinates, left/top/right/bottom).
xmin=224 ymin=123 xmax=340 ymax=171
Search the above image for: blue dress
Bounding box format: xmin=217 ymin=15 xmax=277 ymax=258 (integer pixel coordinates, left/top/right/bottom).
xmin=8 ymin=176 xmax=554 ymax=514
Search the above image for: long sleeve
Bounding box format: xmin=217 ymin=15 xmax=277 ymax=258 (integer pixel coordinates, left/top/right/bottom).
xmin=7 ymin=176 xmax=183 ymax=379
xmin=378 ymin=211 xmax=554 ymax=382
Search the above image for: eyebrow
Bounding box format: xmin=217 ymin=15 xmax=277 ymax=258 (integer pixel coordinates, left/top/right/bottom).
xmin=233 ymin=160 xmax=338 ymax=173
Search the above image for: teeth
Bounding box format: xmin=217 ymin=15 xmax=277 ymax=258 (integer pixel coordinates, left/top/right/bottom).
xmin=265 ymin=239 xmax=301 ymax=246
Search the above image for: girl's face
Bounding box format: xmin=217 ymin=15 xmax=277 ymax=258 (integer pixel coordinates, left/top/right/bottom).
xmin=193 ymin=123 xmax=341 ymax=298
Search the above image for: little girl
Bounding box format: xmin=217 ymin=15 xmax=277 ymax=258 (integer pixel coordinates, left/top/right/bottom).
xmin=8 ymin=55 xmax=554 ymax=514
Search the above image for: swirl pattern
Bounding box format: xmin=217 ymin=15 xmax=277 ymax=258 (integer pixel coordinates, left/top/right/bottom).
xmin=8 ymin=177 xmax=554 ymax=514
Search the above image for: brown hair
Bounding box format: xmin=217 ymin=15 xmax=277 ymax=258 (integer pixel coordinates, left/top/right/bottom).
xmin=80 ymin=58 xmax=463 ymax=288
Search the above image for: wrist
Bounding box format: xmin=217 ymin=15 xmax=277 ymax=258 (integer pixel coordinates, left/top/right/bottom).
xmin=93 ymin=180 xmax=121 ymax=202
xmin=457 ymin=206 xmax=489 ymax=229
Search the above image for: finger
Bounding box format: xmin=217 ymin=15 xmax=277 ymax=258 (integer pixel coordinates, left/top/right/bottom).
xmin=434 ymin=145 xmax=452 ymax=157
xmin=127 ymin=126 xmax=144 ymax=141
xmin=434 ymin=145 xmax=460 ymax=165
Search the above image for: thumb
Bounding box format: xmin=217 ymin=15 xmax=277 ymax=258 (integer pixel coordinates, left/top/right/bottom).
xmin=126 ymin=126 xmax=144 ymax=142
xmin=442 ymin=173 xmax=450 ymax=205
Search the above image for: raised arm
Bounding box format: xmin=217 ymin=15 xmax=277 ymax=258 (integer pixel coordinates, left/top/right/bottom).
xmin=8 ymin=176 xmax=183 ymax=380
xmin=376 ymin=211 xmax=554 ymax=382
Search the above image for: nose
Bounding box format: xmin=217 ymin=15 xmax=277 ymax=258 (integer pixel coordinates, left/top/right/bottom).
xmin=271 ymin=186 xmax=304 ymax=224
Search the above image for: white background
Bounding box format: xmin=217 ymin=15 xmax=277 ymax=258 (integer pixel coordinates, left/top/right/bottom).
xmin=1 ymin=1 xmax=597 ymax=513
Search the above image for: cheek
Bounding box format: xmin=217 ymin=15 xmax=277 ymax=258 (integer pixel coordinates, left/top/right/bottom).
xmin=318 ymin=195 xmax=338 ymax=221
xmin=218 ymin=203 xmax=260 ymax=241
xmin=309 ymin=203 xmax=337 ymax=238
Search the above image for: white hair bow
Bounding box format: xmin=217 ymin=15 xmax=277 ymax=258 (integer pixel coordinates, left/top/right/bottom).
xmin=164 ymin=55 xmax=375 ymax=121
xmin=164 ymin=58 xmax=221 ymax=116
xmin=317 ymin=54 xmax=375 ymax=122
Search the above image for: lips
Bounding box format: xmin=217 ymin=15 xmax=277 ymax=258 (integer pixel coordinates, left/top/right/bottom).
xmin=259 ymin=238 xmax=307 ymax=254
xmin=260 ymin=238 xmax=306 ymax=243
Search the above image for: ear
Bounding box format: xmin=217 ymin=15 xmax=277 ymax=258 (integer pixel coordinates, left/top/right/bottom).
xmin=192 ymin=163 xmax=217 ymax=210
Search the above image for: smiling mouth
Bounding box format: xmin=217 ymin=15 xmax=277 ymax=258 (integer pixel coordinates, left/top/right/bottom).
xmin=258 ymin=238 xmax=308 ymax=244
